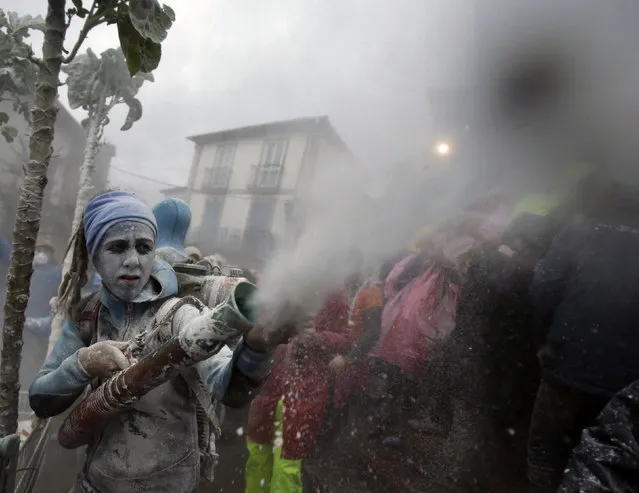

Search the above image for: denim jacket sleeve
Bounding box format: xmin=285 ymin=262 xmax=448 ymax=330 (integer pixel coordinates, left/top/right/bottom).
xmin=29 ymin=318 xmax=92 ymax=418
xmin=173 ymin=304 xmax=272 ymax=408
xmin=194 ymin=340 xmax=272 ymax=407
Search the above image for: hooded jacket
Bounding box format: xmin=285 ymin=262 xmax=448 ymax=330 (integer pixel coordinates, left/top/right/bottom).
xmin=0 ymin=234 xmax=11 ymax=280
xmin=529 ymin=207 xmax=639 ymax=398
xmin=153 ymin=198 xmax=192 ymax=264
xmin=16 ymin=260 xmax=62 ymax=387
xmin=29 ymin=259 xmax=270 ymax=493
xmin=27 ymin=261 xmax=62 ymax=319
xmin=559 ymin=378 xmax=639 ymax=493
xmin=247 ymin=289 xmax=356 ymax=460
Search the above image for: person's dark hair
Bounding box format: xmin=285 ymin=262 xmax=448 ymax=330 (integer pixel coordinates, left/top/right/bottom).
xmin=58 ymin=188 xmax=116 ymax=315
xmin=58 ymin=218 xmax=90 ymax=316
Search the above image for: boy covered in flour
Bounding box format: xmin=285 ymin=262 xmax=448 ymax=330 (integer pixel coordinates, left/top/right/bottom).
xmin=29 ymin=192 xmax=292 ymax=493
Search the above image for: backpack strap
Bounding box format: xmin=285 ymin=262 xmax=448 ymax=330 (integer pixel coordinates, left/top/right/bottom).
xmin=69 ymin=293 xmax=102 ymax=346
xmin=182 ymin=368 xmax=221 ymax=435
xmin=71 ymin=292 xmax=223 ymax=481
xmin=181 ymin=366 xmax=222 ymax=483
xmin=139 ymin=295 xmax=223 ymax=479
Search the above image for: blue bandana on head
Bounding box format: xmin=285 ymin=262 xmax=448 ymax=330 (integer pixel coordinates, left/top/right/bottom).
xmin=84 ymin=191 xmax=158 ymax=257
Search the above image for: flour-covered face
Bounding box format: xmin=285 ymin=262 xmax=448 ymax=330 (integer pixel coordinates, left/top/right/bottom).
xmin=93 ymin=221 xmax=155 ymax=301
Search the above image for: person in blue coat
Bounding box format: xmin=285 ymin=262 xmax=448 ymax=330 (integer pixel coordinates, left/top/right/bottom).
xmin=0 ymin=233 xmax=11 ymax=282
xmin=29 ymin=192 xmax=291 ymax=493
xmin=20 ymin=242 xmax=62 ymax=388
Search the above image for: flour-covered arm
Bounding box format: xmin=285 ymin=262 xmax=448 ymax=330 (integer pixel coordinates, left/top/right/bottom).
xmin=174 ymin=305 xmax=272 ymax=408
xmin=25 ymin=316 xmax=53 ymax=336
xmin=29 ymin=319 xmax=92 ymax=418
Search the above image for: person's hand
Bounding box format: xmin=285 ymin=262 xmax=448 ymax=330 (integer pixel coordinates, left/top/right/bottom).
xmin=244 ymin=321 xmax=298 ymax=352
xmin=23 ymin=318 xmax=36 ymax=332
xmin=77 ymin=341 xmax=132 ymax=379
xmin=23 ymin=317 xmax=51 ymax=335
xmin=328 ymin=355 xmax=347 ymax=374
xmin=244 ymin=303 xmax=306 ymax=352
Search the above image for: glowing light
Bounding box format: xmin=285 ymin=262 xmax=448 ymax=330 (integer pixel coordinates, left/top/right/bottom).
xmin=435 ymin=141 xmax=451 ymax=156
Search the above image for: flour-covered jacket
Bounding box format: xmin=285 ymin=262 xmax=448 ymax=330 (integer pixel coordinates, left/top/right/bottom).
xmin=29 ymin=259 xmax=269 ymax=493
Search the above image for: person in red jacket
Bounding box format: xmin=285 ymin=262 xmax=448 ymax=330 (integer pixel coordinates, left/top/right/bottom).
xmin=329 ymin=276 xmax=384 ymax=420
xmin=245 ymin=269 xmax=366 ymax=493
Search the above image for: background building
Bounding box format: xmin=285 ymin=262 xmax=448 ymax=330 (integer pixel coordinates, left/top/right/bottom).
xmin=164 ymin=115 xmax=351 ymax=265
xmin=0 ymin=99 xmax=115 ymax=254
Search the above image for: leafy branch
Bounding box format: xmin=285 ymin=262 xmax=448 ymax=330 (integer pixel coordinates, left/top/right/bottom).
xmin=63 ymin=0 xmax=175 ymax=74
xmin=64 ymin=46 xmax=153 ymax=133
xmin=62 ymin=1 xmax=103 ymax=63
xmin=0 ymin=10 xmax=44 ymax=142
xmin=0 ymin=0 xmax=175 ymax=442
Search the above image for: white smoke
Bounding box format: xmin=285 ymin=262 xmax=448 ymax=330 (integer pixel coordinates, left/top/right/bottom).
xmin=257 ymin=0 xmax=639 ymax=316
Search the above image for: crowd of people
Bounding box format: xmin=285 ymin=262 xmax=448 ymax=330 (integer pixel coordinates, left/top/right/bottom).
xmin=243 ymin=166 xmax=639 ymax=493
xmin=3 ymin=166 xmax=639 ymax=493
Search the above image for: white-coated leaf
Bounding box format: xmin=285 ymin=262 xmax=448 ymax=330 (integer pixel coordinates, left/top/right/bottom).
xmin=128 ymin=0 xmax=174 ymax=44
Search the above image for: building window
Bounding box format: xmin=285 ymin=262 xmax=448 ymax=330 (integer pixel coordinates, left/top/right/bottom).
xmin=214 ymin=144 xmax=236 ymax=167
xmin=243 ymin=199 xmax=277 ymax=261
xmin=203 ymin=167 xmax=231 ymax=189
xmin=246 ymin=199 xmax=276 ymax=232
xmin=261 ymin=140 xmax=287 ymax=166
xmin=203 ymin=144 xmax=236 ymax=189
xmin=255 ymin=140 xmax=287 ymax=188
xmin=199 ymin=198 xmax=225 ymax=245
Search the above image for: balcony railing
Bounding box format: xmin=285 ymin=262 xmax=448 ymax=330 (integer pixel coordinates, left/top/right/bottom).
xmin=202 ymin=166 xmax=232 ymax=191
xmin=247 ymin=163 xmax=283 ymax=191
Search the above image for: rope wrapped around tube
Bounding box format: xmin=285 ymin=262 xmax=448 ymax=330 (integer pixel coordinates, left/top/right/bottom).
xmin=57 ymin=281 xmax=256 ymax=450
xmin=58 ymin=338 xmax=200 ymax=449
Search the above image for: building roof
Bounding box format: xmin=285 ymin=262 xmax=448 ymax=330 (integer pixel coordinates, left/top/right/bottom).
xmin=56 ymin=102 xmax=83 ymax=136
xmin=186 ymin=115 xmax=350 ymax=152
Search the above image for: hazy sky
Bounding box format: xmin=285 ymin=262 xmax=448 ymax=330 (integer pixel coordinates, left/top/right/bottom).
xmin=2 ymin=0 xmax=474 ymax=203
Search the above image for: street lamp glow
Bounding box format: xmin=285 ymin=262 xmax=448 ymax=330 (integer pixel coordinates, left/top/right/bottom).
xmin=435 ymin=141 xmax=451 ymax=156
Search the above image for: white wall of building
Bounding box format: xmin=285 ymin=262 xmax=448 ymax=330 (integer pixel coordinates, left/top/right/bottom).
xmin=179 ymin=120 xmax=352 ymax=257
xmin=188 ymin=191 xmax=208 ymax=228
xmin=192 ymin=133 xmax=310 ymax=194
xmin=219 ymin=195 xmax=249 ymax=231
xmin=188 ymin=132 xmax=312 ymax=239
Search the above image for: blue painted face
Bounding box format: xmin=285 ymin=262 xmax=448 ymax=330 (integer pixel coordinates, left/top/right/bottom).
xmin=93 ymin=221 xmax=155 ymax=301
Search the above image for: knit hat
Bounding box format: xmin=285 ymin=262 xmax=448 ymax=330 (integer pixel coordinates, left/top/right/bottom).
xmin=84 ymin=191 xmax=157 ymax=257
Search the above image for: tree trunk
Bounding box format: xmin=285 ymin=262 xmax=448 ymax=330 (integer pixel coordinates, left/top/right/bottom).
xmin=48 ymin=107 xmax=103 ymax=355
xmin=0 ymin=0 xmax=68 ymax=438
